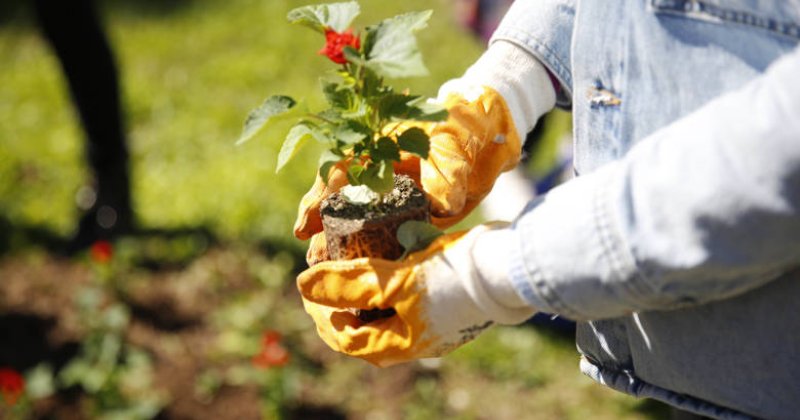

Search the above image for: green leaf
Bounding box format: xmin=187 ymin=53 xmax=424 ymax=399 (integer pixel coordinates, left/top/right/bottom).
xmin=361 ymin=66 xmax=384 ymax=98
xmin=367 ymin=10 xmax=433 ymax=78
xmin=341 ymin=184 xmax=380 ymax=205
xmin=334 ymin=121 xmax=370 ymax=145
xmin=397 ymin=221 xmax=443 ymax=256
xmin=342 ymin=46 xmax=364 ymax=65
xmin=322 ymin=80 xmax=352 ymax=109
xmin=376 ymin=94 xmax=448 ymax=122
xmin=360 ymin=160 xmax=394 ymax=194
xmin=317 ymin=108 xmax=344 ymax=124
xmin=237 ymin=95 xmax=297 ymax=145
xmin=361 ymin=24 xmax=376 ymax=55
xmin=376 ymin=93 xmax=418 ymax=120
xmin=277 ymin=123 xmax=319 ymax=172
xmin=346 ymin=163 xmax=365 ymax=185
xmin=341 ymin=100 xmax=369 ymax=119
xmin=318 ymin=149 xmax=342 ymax=184
xmin=372 ymin=136 xmax=401 ymax=162
xmin=406 ymin=97 xmax=449 ymax=121
xmin=334 ymin=127 xmax=365 ymax=145
xmin=352 ymin=141 xmax=367 ymax=156
xmin=287 ymin=1 xmax=360 ymax=33
xmin=397 ymin=127 xmax=430 ymax=158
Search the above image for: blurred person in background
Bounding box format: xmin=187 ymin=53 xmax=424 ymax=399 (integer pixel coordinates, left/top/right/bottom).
xmin=34 ymin=0 xmax=134 ymax=252
xmin=452 ymin=0 xmax=514 ymax=43
xmin=295 ymin=0 xmax=800 ymax=418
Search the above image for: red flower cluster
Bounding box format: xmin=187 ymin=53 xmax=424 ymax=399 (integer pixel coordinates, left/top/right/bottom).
xmin=319 ymin=28 xmax=360 ymax=65
xmin=90 ymin=240 xmax=113 ymax=263
xmin=252 ymin=331 xmax=290 ymax=369
xmin=0 ymin=368 xmax=24 ymax=406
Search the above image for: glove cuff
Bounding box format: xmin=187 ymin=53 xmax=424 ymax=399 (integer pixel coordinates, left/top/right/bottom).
xmin=437 ymin=40 xmax=557 ymax=141
xmin=433 ymin=224 xmax=536 ymax=326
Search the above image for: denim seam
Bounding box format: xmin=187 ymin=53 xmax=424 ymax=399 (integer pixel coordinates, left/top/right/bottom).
xmin=650 ymin=0 xmax=800 ymax=42
xmin=510 ymin=222 xmax=584 ymax=320
xmin=580 ymin=357 xmax=758 ymax=420
xmin=508 ymin=239 xmax=540 ymax=307
xmin=528 ymin=266 xmax=584 ymax=320
xmin=591 ymin=173 xmax=653 ymax=310
xmin=491 ymin=27 xmax=574 ymax=100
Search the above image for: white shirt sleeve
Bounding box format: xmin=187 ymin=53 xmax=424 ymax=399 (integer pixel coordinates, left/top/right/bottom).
xmin=437 ymin=40 xmax=557 ymax=141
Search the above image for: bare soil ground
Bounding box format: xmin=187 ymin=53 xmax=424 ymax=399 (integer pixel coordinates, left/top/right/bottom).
xmin=0 ymin=248 xmax=350 ymax=419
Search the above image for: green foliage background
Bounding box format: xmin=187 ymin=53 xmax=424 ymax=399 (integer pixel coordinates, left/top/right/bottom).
xmin=0 ymin=0 xmax=482 ymax=248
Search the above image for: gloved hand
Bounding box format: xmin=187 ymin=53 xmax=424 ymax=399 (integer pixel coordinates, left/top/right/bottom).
xmin=296 ymin=87 xmax=523 ymax=264
xmin=297 ymin=223 xmax=536 ymax=367
xmin=295 ymin=41 xmax=557 ymax=265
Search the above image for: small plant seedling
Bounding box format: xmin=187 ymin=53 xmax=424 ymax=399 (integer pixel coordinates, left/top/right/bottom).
xmin=237 ymin=1 xmax=448 ymax=200
xmin=397 ymin=220 xmax=444 ymax=258
xmin=238 ymin=1 xmax=449 ymax=271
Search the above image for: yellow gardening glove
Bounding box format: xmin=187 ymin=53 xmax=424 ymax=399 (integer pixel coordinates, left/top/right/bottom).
xmin=420 ymin=87 xmax=522 ymax=218
xmin=297 ymin=223 xmax=536 ymax=367
xmin=294 ymin=87 xmax=522 ymax=265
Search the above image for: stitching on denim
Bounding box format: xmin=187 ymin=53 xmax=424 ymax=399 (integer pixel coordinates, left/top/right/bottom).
xmin=580 ymin=356 xmax=641 ymax=395
xmin=591 ymin=173 xmax=652 ymax=308
xmin=524 ymin=250 xmax=579 ymax=318
xmin=580 ymin=357 xmax=756 ymax=419
xmin=530 ymin=269 xmax=581 ymax=319
xmin=507 ymin=243 xmax=541 ymax=306
xmin=592 ymin=178 xmax=628 ymax=296
xmin=512 ymin=219 xmax=583 ymax=319
xmin=608 ymin=179 xmax=658 ymax=303
xmin=651 ymin=0 xmax=800 ymax=41
xmin=635 ymin=379 xmax=758 ymax=419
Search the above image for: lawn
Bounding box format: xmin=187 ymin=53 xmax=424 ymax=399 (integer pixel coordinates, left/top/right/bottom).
xmin=0 ymin=0 xmax=669 ymax=418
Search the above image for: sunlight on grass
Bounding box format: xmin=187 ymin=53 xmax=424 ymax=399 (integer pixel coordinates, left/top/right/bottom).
xmin=0 ymin=0 xmax=483 ymax=244
xmin=446 ymin=326 xmax=667 ymax=419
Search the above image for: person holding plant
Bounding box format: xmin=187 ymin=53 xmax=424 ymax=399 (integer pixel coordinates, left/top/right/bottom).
xmin=294 ymin=1 xmax=800 ymax=418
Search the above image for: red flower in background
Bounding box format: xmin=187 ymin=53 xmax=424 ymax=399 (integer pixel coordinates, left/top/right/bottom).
xmin=252 ymin=331 xmax=290 ymax=369
xmin=0 ymin=368 xmax=24 ymax=406
xmin=319 ymin=28 xmax=360 ymax=64
xmin=90 ymin=240 xmax=113 ymax=263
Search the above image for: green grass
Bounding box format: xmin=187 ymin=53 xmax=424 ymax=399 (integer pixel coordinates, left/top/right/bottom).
xmin=0 ymin=1 xmax=668 ymax=418
xmin=0 ymin=0 xmax=483 ymax=244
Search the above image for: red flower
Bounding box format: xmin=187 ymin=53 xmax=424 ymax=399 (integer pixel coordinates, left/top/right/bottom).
xmin=90 ymin=240 xmax=113 ymax=263
xmin=319 ymin=28 xmax=360 ymax=65
xmin=252 ymin=331 xmax=290 ymax=369
xmin=0 ymin=368 xmax=24 ymax=406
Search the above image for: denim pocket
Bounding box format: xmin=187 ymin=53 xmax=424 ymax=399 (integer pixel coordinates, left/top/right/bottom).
xmin=650 ymin=0 xmax=800 ymax=41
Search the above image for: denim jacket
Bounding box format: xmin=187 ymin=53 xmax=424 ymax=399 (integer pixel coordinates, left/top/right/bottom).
xmin=491 ymin=1 xmax=800 ymax=418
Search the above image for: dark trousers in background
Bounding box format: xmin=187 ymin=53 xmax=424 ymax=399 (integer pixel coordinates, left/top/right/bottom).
xmin=34 ymin=0 xmax=133 ymax=249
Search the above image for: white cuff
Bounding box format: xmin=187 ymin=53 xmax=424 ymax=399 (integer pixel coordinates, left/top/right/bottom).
xmin=449 ymin=224 xmax=537 ymax=325
xmin=437 ymin=40 xmax=557 ymax=141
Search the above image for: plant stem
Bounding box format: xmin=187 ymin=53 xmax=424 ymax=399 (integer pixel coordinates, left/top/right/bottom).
xmin=306 ymin=114 xmax=337 ymax=125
